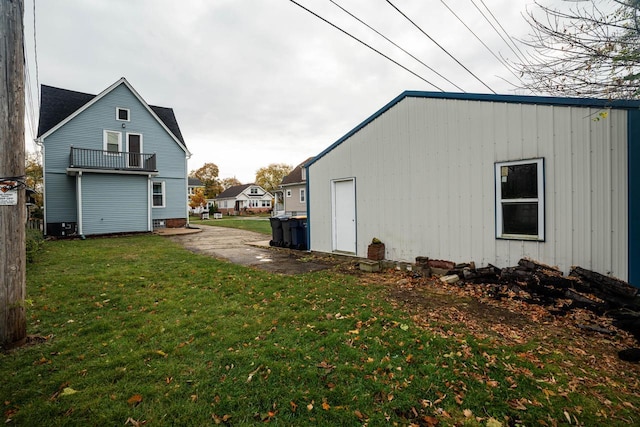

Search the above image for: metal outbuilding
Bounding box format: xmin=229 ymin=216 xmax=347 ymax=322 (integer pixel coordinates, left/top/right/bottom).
xmin=306 ymin=91 xmax=640 ymax=285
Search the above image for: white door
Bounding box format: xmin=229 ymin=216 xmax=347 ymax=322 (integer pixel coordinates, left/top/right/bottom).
xmin=332 ymin=178 xmax=356 ymax=253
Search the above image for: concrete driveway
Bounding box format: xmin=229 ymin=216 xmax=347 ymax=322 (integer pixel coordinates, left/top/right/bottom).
xmin=160 ymin=224 xmax=334 ymax=274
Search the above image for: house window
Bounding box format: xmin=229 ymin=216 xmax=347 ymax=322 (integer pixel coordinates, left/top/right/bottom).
xmin=116 ymin=107 xmax=130 ymax=121
xmin=495 ymin=158 xmax=544 ymax=240
xmin=286 ymin=189 xmax=292 ymax=198
xmin=152 ymin=181 xmax=165 ymax=208
xmin=103 ymin=130 xmax=121 ymax=153
xmin=250 ymin=187 xmax=258 ymax=195
xmin=301 ymin=167 xmax=306 ymax=181
xmin=300 ymin=188 xmax=306 ymax=203
xmin=261 ymin=200 xmax=271 ymax=207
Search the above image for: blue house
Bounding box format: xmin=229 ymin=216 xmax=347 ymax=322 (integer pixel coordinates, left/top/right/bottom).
xmin=36 ymin=77 xmax=191 ymax=237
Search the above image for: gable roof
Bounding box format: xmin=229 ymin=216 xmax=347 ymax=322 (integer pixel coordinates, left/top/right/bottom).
xmin=307 ymin=90 xmax=640 ymax=170
xmin=216 ymin=184 xmax=253 ymax=199
xmin=281 ymin=157 xmax=313 ymax=186
xmin=36 ymin=77 xmax=188 ymax=153
xmin=188 ymin=177 xmax=204 ymax=187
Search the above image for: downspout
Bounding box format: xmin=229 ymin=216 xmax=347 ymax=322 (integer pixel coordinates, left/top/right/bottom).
xmin=305 ymin=167 xmax=311 ymax=252
xmin=148 ymin=175 xmax=152 ymax=231
xmin=185 ymin=151 xmax=191 ymax=228
xmin=36 ymin=137 xmax=47 ymax=235
xmin=77 ymin=171 xmax=84 ymax=238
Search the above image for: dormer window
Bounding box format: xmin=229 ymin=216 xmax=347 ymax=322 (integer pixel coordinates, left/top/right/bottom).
xmin=116 ymin=107 xmax=130 ymax=121
xmin=250 ymin=187 xmax=258 ymax=195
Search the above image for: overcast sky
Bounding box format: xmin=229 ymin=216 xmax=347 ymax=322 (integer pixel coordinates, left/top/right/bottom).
xmin=23 ymin=0 xmax=569 ymax=183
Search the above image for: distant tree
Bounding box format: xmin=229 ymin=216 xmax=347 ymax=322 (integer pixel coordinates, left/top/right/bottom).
xmin=220 ymin=177 xmax=242 ymax=190
xmin=25 ymin=152 xmax=43 ymax=208
xmin=255 ymin=163 xmax=292 ymax=193
xmin=191 ymin=163 xmax=222 ymax=198
xmin=514 ymin=0 xmax=640 ymax=98
xmin=189 ymin=187 xmax=207 ymax=210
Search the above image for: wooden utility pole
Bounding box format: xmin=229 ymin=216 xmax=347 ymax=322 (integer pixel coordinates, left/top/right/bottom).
xmin=0 ymin=0 xmax=26 ymax=350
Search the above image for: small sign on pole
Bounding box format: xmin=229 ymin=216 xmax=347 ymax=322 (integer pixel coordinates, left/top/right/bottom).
xmin=0 ymin=181 xmax=18 ymax=206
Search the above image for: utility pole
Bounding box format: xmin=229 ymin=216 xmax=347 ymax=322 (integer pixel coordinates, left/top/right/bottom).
xmin=0 ymin=0 xmax=26 ymax=350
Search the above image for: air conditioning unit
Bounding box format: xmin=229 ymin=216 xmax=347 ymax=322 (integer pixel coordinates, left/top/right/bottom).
xmin=47 ymin=222 xmax=77 ymax=237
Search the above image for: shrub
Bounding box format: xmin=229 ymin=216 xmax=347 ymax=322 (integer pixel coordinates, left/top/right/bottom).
xmin=25 ymin=228 xmax=44 ymax=263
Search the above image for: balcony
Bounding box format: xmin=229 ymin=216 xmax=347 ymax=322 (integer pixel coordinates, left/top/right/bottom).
xmin=68 ymin=147 xmax=158 ymax=175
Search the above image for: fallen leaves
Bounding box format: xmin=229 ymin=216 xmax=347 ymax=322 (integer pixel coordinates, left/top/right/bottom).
xmin=211 ymin=413 xmax=231 ymax=424
xmin=127 ymin=394 xmax=143 ymax=407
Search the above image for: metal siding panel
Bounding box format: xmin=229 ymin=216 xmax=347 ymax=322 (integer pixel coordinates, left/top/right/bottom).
xmin=81 ymin=174 xmax=148 ymax=234
xmin=629 ymin=109 xmax=640 ymax=284
xmin=611 ymin=111 xmax=628 ymax=280
xmin=309 ymin=97 xmax=629 ymax=279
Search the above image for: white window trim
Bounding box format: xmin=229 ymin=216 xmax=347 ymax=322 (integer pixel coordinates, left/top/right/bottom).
xmin=103 ymin=130 xmax=122 ymax=155
xmin=116 ymin=107 xmax=130 ymax=122
xmin=300 ymin=188 xmax=306 ymax=203
xmin=286 ymin=189 xmax=292 ymax=198
xmin=495 ymin=158 xmax=544 ymax=241
xmin=152 ymin=181 xmax=166 ymax=208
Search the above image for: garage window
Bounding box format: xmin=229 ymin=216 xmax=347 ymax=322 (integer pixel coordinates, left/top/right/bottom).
xmin=495 ymin=158 xmax=544 ymax=240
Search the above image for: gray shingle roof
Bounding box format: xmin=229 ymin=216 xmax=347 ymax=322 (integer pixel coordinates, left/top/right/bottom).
xmin=37 ymin=84 xmax=186 ymax=146
xmin=280 ymin=157 xmax=313 ymax=186
xmin=216 ymin=184 xmax=253 ymax=199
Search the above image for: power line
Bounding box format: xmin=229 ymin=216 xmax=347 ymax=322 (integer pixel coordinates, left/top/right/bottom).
xmin=469 ymin=0 xmax=526 ymax=64
xmin=288 ymin=0 xmax=445 ymax=91
xmin=328 ymin=0 xmax=465 ymax=92
xmin=478 ymin=0 xmax=528 ymax=61
xmin=438 ymin=0 xmax=524 ymax=86
xmin=33 ymin=0 xmax=40 ymax=105
xmin=384 ymin=0 xmax=496 ymax=94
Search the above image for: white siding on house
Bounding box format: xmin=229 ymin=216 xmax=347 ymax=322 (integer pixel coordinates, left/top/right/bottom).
xmin=309 ymin=96 xmax=629 ymax=279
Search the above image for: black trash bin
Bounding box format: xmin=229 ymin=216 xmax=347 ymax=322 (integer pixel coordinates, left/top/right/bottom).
xmin=269 ymin=217 xmax=284 ymax=247
xmin=281 ymin=217 xmax=293 ymax=248
xmin=289 ymin=216 xmax=308 ymax=250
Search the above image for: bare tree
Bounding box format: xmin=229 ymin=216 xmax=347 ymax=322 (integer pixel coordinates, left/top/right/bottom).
xmin=514 ymin=0 xmax=640 ymax=98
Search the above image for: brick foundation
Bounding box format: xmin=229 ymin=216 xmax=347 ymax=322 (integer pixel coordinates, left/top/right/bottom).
xmin=165 ymin=218 xmax=187 ymax=228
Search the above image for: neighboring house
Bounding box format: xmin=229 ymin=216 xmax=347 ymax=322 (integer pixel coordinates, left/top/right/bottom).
xmin=36 ymin=77 xmax=191 ymax=237
xmin=279 ymin=157 xmax=312 ymax=216
xmin=307 ymin=91 xmax=640 ymax=285
xmin=215 ymin=184 xmax=273 ymax=215
xmin=187 ymin=177 xmax=206 ymax=214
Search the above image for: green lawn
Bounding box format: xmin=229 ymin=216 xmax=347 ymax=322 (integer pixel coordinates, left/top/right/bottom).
xmin=2 ymin=235 xmax=639 ymax=425
xmin=190 ymin=215 xmax=272 ymax=235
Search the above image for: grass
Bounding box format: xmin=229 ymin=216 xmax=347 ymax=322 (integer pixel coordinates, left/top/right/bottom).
xmin=190 ymin=215 xmax=272 ymax=235
xmin=2 ymin=235 xmax=639 ymax=425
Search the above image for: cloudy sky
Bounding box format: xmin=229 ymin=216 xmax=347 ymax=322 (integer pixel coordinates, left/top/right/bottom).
xmin=23 ymin=0 xmax=567 ymax=183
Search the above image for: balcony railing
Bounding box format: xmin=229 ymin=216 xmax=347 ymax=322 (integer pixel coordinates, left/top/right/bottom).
xmin=69 ymin=147 xmax=157 ymax=172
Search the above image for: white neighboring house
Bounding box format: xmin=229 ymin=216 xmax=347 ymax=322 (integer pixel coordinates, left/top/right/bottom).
xmin=307 ymin=91 xmax=640 ymax=284
xmin=278 ymin=157 xmax=312 ymax=216
xmin=214 ymin=184 xmax=273 ymax=215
